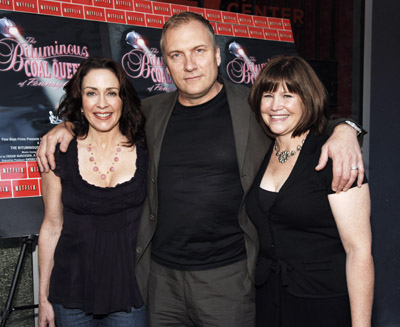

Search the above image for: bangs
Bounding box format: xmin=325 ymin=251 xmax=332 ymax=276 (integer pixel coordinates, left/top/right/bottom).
xmin=260 ymin=60 xmax=303 ymax=95
xmin=261 ymin=79 xmax=302 ymax=96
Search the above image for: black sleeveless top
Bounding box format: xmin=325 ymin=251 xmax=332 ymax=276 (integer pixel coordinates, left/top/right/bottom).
xmin=48 ymin=138 xmax=148 ymax=315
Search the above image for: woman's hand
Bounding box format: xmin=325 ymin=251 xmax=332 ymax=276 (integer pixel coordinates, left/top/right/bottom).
xmin=38 ymin=299 xmax=56 ymax=327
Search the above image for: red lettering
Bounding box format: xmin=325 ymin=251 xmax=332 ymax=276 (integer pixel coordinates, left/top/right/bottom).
xmin=242 ymin=3 xmax=252 ymax=14
xmin=225 ymin=2 xmax=304 ymax=25
xmin=227 ymin=3 xmax=238 ymax=12
xmin=293 ymin=9 xmax=304 ymax=24
xmin=281 ymin=7 xmax=291 ymax=19
xmin=255 ymin=5 xmax=267 ymax=16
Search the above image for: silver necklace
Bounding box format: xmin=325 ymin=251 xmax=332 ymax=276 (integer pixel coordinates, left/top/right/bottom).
xmin=274 ymin=138 xmax=306 ymax=164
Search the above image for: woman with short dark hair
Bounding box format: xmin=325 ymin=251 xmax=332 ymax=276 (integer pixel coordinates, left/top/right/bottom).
xmin=247 ymin=55 xmax=374 ymax=327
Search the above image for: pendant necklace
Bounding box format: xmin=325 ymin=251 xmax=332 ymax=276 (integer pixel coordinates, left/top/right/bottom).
xmin=274 ymin=138 xmax=306 ymax=164
xmin=87 ymin=144 xmax=121 ymax=180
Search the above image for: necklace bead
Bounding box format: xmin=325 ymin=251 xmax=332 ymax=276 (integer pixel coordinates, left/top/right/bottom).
xmin=87 ymin=144 xmax=121 ymax=180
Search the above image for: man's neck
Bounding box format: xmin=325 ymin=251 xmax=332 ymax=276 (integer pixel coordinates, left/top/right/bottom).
xmin=178 ymin=81 xmax=223 ymax=107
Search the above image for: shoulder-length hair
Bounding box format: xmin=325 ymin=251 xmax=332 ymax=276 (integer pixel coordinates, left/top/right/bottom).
xmin=57 ymin=56 xmax=145 ymax=146
xmin=249 ymin=55 xmax=328 ymax=138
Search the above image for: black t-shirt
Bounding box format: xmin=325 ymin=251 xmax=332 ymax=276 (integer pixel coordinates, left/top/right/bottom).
xmin=151 ymin=88 xmax=247 ymax=270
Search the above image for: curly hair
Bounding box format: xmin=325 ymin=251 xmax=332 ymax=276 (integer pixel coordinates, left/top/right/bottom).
xmin=57 ymin=56 xmax=145 ymax=146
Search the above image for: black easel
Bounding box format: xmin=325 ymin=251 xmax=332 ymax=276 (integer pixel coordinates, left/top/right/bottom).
xmin=0 ymin=234 xmax=38 ymax=327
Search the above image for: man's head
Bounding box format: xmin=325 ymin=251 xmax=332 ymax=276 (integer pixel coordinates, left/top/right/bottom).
xmin=160 ymin=12 xmax=222 ymax=106
xmin=160 ymin=11 xmax=218 ymax=56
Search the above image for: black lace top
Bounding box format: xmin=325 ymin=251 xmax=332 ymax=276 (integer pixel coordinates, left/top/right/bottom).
xmin=48 ymin=138 xmax=148 ymax=314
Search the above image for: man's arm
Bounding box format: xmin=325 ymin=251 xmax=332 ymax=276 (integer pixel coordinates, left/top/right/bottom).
xmin=36 ymin=122 xmax=75 ymax=172
xmin=316 ymin=120 xmax=365 ymax=193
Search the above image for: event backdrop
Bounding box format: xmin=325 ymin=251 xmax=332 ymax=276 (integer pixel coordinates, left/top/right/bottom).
xmin=0 ymin=0 xmax=296 ymax=237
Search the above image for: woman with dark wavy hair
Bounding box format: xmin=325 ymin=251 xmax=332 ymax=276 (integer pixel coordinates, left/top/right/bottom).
xmin=38 ymin=57 xmax=148 ymax=327
xmin=247 ymin=55 xmax=374 ymax=327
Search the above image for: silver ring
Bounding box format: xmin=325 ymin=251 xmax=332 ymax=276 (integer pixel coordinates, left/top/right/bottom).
xmin=350 ymin=166 xmax=359 ymax=170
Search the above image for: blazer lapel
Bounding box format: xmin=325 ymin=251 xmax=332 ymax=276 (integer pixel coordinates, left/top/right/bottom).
xmin=150 ymin=91 xmax=178 ymax=177
xmin=224 ymin=81 xmax=250 ymax=175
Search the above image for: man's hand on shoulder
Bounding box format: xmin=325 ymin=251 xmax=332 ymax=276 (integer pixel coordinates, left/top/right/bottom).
xmin=36 ymin=122 xmax=74 ymax=173
xmin=316 ymin=124 xmax=364 ymax=193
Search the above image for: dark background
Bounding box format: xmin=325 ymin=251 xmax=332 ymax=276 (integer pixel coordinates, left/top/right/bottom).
xmin=368 ymin=0 xmax=400 ymax=326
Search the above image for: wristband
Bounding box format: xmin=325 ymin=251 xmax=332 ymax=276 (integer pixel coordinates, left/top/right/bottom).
xmin=344 ymin=120 xmax=362 ymax=136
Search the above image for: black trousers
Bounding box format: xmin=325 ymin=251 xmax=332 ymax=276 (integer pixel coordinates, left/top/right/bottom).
xmin=148 ymin=259 xmax=255 ymax=327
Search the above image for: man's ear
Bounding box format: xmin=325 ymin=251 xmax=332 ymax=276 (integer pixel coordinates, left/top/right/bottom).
xmin=216 ymin=46 xmax=221 ymax=67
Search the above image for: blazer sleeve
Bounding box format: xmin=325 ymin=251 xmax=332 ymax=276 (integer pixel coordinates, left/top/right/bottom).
xmin=325 ymin=118 xmax=366 ymax=146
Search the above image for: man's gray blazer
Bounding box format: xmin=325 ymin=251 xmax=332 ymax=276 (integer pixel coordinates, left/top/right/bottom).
xmin=135 ymin=78 xmax=271 ymax=303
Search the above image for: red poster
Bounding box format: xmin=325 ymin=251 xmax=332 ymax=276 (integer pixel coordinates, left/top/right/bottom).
xmin=114 ymin=0 xmax=133 ymax=11
xmin=205 ymin=9 xmax=222 ymax=23
xmin=145 ymin=13 xmax=164 ymax=28
xmin=253 ymin=16 xmax=268 ymax=28
xmin=12 ymin=178 xmax=41 ymax=198
xmin=152 ymin=1 xmax=171 ymax=16
xmin=14 ymin=0 xmax=38 ymax=13
xmin=134 ymin=0 xmax=152 ymax=14
xmin=221 ymin=11 xmax=238 ymax=24
xmin=93 ymin=0 xmax=113 ymax=9
xmin=106 ymin=8 xmax=126 ymax=24
xmin=263 ymin=28 xmax=279 ymax=41
xmin=62 ymin=3 xmax=85 ymax=19
xmin=38 ymin=1 xmax=62 ymax=16
xmin=0 ymin=181 xmax=12 ymax=199
xmin=248 ymin=26 xmax=264 ymax=39
xmin=0 ymin=162 xmax=27 ymax=180
xmin=216 ymin=22 xmax=233 ymax=36
xmin=232 ymin=24 xmax=249 ymax=38
xmin=84 ymin=5 xmax=105 ymax=21
xmin=126 ymin=11 xmax=146 ymax=26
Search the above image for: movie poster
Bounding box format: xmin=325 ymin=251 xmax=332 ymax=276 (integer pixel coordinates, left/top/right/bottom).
xmin=0 ymin=11 xmax=105 ymax=163
xmin=0 ymin=7 xmax=295 ymax=237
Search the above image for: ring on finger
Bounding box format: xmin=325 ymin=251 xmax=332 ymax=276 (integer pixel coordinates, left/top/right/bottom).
xmin=350 ymin=166 xmax=359 ymax=170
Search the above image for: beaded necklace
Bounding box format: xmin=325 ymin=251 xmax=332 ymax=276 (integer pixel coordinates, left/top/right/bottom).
xmin=87 ymin=144 xmax=121 ymax=180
